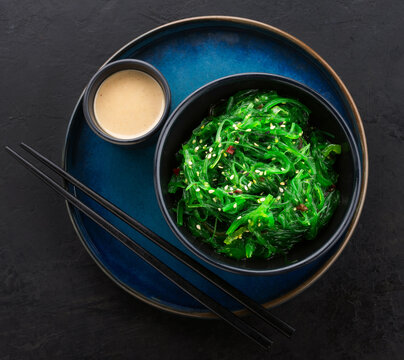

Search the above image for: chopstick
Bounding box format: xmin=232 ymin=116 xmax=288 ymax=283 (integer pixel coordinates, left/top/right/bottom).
xmin=19 ymin=143 xmax=294 ymax=338
xmin=6 ymin=145 xmax=272 ymax=350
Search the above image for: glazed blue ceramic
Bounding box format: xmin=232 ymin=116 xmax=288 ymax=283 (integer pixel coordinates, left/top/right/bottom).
xmin=155 ymin=73 xmax=361 ymax=275
xmin=63 ymin=17 xmax=367 ymax=317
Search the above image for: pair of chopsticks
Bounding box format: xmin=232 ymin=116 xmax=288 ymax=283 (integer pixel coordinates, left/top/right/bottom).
xmin=6 ymin=143 xmax=295 ymax=350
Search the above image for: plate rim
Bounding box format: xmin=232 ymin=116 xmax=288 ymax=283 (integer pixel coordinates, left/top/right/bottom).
xmin=62 ymin=15 xmax=369 ymax=319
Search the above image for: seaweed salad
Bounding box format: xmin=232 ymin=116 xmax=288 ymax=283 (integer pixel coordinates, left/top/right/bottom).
xmin=168 ymin=89 xmax=341 ymax=260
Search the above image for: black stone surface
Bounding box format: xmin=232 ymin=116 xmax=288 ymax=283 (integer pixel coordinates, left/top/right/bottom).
xmin=1 ymin=1 xmax=403 ymax=359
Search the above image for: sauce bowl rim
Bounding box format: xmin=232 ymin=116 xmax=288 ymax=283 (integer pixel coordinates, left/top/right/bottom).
xmin=83 ymin=59 xmax=171 ymax=145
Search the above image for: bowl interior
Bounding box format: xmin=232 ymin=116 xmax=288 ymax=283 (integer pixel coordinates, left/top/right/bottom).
xmin=155 ymin=74 xmax=360 ymax=274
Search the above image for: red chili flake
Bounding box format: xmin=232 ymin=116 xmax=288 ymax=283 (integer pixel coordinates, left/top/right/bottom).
xmin=172 ymin=168 xmax=180 ymax=176
xmin=258 ymin=177 xmax=266 ymax=182
xmin=226 ymin=145 xmax=236 ymax=155
xmin=296 ymin=203 xmax=308 ymax=212
xmin=234 ymin=189 xmax=243 ymax=194
xmin=257 ymin=104 xmax=263 ymax=109
xmin=298 ymin=137 xmax=303 ymax=150
xmin=325 ymin=184 xmax=336 ymax=197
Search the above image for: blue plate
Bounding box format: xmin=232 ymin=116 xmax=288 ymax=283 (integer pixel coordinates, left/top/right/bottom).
xmin=63 ymin=16 xmax=368 ymax=317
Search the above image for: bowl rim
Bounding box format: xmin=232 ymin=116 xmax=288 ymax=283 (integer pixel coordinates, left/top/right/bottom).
xmin=154 ymin=72 xmax=362 ymax=275
xmin=82 ymin=59 xmax=171 ymax=145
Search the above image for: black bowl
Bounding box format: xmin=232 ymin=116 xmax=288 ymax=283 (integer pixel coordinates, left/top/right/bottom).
xmin=83 ymin=59 xmax=171 ymax=145
xmin=154 ymin=73 xmax=361 ymax=275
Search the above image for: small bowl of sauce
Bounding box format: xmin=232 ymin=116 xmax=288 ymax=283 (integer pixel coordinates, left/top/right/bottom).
xmin=83 ymin=59 xmax=171 ymax=145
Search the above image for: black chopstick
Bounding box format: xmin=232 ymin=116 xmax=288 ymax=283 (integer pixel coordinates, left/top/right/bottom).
xmin=20 ymin=142 xmax=295 ymax=338
xmin=6 ymin=145 xmax=272 ymax=351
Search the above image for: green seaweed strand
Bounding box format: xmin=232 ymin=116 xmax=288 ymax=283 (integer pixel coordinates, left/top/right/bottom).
xmin=168 ymin=90 xmax=341 ymax=260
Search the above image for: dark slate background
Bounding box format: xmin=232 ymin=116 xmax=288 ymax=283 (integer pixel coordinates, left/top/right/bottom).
xmin=1 ymin=1 xmax=403 ymax=359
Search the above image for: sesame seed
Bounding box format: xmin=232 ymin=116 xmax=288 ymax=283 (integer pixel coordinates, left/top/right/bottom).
xmin=196 ymin=171 xmax=200 ymax=176
xmin=223 ymin=153 xmax=227 ymax=157
xmin=194 ymin=146 xmax=199 ymax=151
xmin=237 ymin=216 xmax=242 ymax=220
xmin=246 ymin=129 xmax=252 ymax=132
xmin=255 ymin=170 xmax=261 ymax=173
xmin=196 ymin=224 xmax=201 ymax=230
xmin=280 ymin=182 xmax=285 ymax=185
xmin=230 ymin=174 xmax=234 ymax=180
xmin=234 ymin=140 xmax=239 ymax=144
xmin=275 ymin=139 xmax=279 ymax=143
xmin=233 ymin=203 xmax=237 ymax=208
xmin=276 ymin=196 xmax=281 ymax=200
xmin=253 ymin=180 xmax=257 ymax=184
xmin=218 ymin=165 xmax=223 ymax=169
xmin=192 ymin=139 xmax=196 ymax=144
xmin=184 ymin=179 xmax=188 ymax=183
xmin=213 ymin=154 xmax=216 ymax=157
xmin=195 ymin=188 xmax=200 ymax=192
xmin=213 ymin=197 xmax=217 ymax=202
xmin=305 ymin=198 xmax=308 ymax=202
xmin=208 ymin=189 xmax=214 ymax=194
xmin=279 ymin=187 xmax=284 ymax=193
xmin=281 ymin=167 xmax=285 ymax=171
xmin=218 ymin=143 xmax=222 ymax=147
xmin=209 ymin=147 xmax=213 ymax=153
xmin=224 ymin=185 xmax=229 ymax=190
xmin=201 ymin=125 xmax=205 ymax=129
xmin=243 ymin=171 xmax=247 ymax=174
xmin=295 ymin=170 xmax=299 ymax=173
xmin=267 ymin=145 xmax=271 ymax=149
xmin=199 ymin=139 xmax=203 ymax=143
xmin=218 ymin=208 xmax=222 ymax=211
xmin=260 ymin=197 xmax=266 ymax=202
xmin=293 ymin=207 xmax=297 ymax=211
xmin=207 ymin=154 xmax=212 ymax=159
xmin=272 ymin=157 xmax=276 ymax=161
xmin=248 ymin=182 xmax=252 ymax=187
xmin=258 ymin=223 xmax=261 ymax=227
xmin=188 ymin=161 xmax=192 ymax=165
xmin=244 ymin=185 xmax=248 ymax=191
xmin=254 ymin=143 xmax=259 ymax=147
xmin=270 ymin=124 xmax=275 ymax=129
xmin=280 ymin=124 xmax=286 ymax=128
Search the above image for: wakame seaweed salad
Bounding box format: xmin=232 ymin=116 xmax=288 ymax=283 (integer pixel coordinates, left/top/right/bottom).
xmin=168 ymin=89 xmax=341 ymax=260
